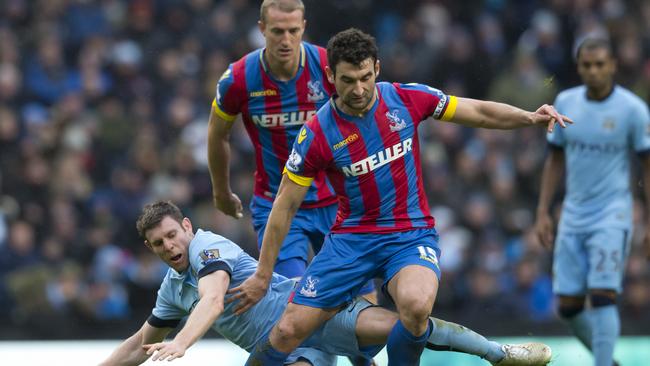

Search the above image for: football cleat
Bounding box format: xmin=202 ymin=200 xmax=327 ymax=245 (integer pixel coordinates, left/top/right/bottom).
xmin=491 ymin=342 xmax=552 ymax=366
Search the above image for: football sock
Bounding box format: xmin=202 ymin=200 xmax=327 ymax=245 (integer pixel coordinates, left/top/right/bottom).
xmin=387 ymin=319 xmax=431 ymax=366
xmin=566 ymin=310 xmax=593 ymax=351
xmin=245 ymin=336 xmax=289 ymax=366
xmin=426 ymin=317 xmax=505 ymax=363
xmin=591 ymin=305 xmax=619 ymax=366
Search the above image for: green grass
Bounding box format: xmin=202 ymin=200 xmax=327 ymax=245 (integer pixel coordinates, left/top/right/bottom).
xmin=336 ymin=337 xmax=650 ymax=365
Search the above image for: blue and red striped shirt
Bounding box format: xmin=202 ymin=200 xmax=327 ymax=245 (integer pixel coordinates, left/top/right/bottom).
xmin=285 ymin=82 xmax=457 ymax=233
xmin=213 ymin=42 xmax=336 ymax=207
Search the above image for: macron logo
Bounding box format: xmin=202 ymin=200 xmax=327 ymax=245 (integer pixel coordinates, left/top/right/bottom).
xmin=342 ymin=138 xmax=412 ymax=177
xmin=249 ymin=89 xmax=277 ymax=97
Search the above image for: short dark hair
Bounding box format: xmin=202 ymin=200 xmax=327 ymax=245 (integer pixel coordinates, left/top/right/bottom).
xmin=326 ymin=28 xmax=378 ymax=74
xmin=136 ymin=201 xmax=183 ymax=240
xmin=575 ymin=37 xmax=614 ymax=61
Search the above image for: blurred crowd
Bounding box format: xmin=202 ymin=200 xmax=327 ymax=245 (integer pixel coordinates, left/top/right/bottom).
xmin=1 ymin=0 xmax=650 ymax=339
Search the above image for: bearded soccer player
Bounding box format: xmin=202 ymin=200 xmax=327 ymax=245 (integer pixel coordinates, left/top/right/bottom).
xmin=231 ymin=28 xmax=570 ymax=366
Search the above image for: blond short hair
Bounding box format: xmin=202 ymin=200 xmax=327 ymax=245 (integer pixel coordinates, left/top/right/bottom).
xmin=260 ymin=0 xmax=305 ymax=22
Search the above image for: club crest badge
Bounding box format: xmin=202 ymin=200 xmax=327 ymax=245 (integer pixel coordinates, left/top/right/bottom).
xmin=299 ymin=276 xmax=319 ymax=297
xmin=386 ymin=109 xmax=407 ymax=132
xmin=307 ymin=80 xmax=325 ymax=102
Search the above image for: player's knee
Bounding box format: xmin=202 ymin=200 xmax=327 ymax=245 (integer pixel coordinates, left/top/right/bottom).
xmin=590 ymin=291 xmax=617 ymax=308
xmin=274 ymin=319 xmax=303 ymax=345
xmin=399 ymin=297 xmax=433 ymax=325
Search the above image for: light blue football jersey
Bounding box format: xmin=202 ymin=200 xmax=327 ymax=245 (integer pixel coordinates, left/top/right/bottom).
xmin=150 ymin=229 xmax=293 ymax=352
xmin=548 ymin=85 xmax=650 ymax=232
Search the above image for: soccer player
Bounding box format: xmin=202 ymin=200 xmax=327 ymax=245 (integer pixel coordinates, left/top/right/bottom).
xmin=534 ymin=38 xmax=650 ymax=366
xmin=209 ymin=2 xmax=374 ymax=364
xmin=98 ymin=201 xmax=551 ymax=366
xmin=234 ymin=28 xmax=570 ymax=366
xmin=207 ymin=0 xmax=364 ymax=284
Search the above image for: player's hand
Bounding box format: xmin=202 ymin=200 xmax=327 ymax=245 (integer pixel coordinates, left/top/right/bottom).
xmin=143 ymin=341 xmax=187 ymax=362
xmin=213 ymin=190 xmax=244 ymax=219
xmin=532 ymin=104 xmax=573 ymax=133
xmin=534 ymin=213 xmax=555 ymax=250
xmin=226 ymin=271 xmax=270 ymax=315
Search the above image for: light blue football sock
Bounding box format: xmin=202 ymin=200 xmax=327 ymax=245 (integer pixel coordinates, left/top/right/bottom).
xmin=591 ymin=305 xmax=619 ymax=366
xmin=566 ymin=310 xmax=593 ymax=351
xmin=426 ymin=318 xmax=505 ymax=363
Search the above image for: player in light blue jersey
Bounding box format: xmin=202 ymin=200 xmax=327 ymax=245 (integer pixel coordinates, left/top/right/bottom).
xmin=99 ymin=201 xmax=552 ymax=366
xmin=535 ymin=38 xmax=650 ymax=366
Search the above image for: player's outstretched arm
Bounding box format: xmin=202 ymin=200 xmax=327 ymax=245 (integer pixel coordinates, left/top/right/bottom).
xmin=207 ymin=106 xmax=243 ymax=219
xmin=228 ymin=174 xmax=309 ymax=314
xmin=534 ymin=148 xmax=565 ymax=250
xmin=143 ymin=270 xmax=230 ymax=362
xmin=450 ymin=97 xmax=572 ymax=132
xmin=98 ymin=322 xmax=172 ymax=366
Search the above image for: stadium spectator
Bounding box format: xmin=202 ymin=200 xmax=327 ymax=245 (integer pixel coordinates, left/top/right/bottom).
xmin=0 ymin=0 xmax=649 ymax=341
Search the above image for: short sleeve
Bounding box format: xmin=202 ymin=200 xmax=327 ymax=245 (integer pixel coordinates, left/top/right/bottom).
xmin=395 ymin=83 xmax=457 ymax=122
xmin=284 ymin=125 xmax=326 ymax=187
xmin=149 ymin=278 xmax=184 ymax=327
xmin=631 ymin=102 xmax=650 ymax=154
xmin=212 ymin=65 xmax=239 ymax=122
xmin=189 ymin=231 xmax=242 ymax=279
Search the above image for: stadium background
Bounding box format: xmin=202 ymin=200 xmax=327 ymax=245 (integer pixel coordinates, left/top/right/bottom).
xmin=0 ymin=0 xmax=648 ymax=362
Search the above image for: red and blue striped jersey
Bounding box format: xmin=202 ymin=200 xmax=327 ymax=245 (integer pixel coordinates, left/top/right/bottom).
xmin=212 ymin=42 xmax=336 ymax=208
xmin=284 ymin=82 xmax=457 ymax=233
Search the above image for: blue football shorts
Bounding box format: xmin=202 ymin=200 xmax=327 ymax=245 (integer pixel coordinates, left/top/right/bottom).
xmin=251 ymin=196 xmax=335 ymax=269
xmin=251 ymin=196 xmax=376 ymax=295
xmin=292 ymin=227 xmax=441 ymax=308
xmin=286 ymin=347 xmax=336 ymax=366
xmin=553 ymin=227 xmax=631 ymax=295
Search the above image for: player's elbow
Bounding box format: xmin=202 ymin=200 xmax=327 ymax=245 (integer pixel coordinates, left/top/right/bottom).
xmin=204 ymin=292 xmax=225 ymax=310
xmin=285 ymin=199 xmax=303 ymax=216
